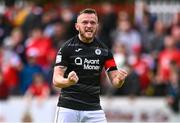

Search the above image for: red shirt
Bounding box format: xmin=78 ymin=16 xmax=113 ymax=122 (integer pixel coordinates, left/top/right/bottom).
xmin=3 ymin=66 xmax=19 ymax=89
xmin=26 ymin=36 xmax=56 ymax=68
xmin=158 ymin=49 xmax=180 ymax=82
xmin=132 ymin=57 xmax=150 ymax=90
xmin=28 ymin=83 xmax=49 ymax=97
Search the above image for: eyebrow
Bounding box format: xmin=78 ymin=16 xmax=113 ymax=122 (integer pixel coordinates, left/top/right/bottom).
xmin=81 ymin=20 xmax=97 ymax=23
xmin=77 ymin=14 xmax=98 ymax=23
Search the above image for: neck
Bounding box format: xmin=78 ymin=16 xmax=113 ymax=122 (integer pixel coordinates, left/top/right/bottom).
xmin=78 ymin=34 xmax=93 ymax=43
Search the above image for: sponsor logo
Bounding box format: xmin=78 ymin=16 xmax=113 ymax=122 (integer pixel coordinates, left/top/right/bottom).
xmin=74 ymin=57 xmax=100 ymax=70
xmin=74 ymin=57 xmax=82 ymax=65
xmin=75 ymin=48 xmax=82 ymax=52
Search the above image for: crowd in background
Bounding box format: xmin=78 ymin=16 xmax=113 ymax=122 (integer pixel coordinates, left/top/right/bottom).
xmin=0 ymin=1 xmax=179 ymax=112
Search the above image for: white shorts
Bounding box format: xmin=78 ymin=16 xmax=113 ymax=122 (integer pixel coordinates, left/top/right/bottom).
xmin=54 ymin=107 xmax=107 ymax=123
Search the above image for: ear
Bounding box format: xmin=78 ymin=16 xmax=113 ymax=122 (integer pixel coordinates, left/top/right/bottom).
xmin=75 ymin=23 xmax=79 ymax=31
xmin=97 ymin=23 xmax=99 ymax=28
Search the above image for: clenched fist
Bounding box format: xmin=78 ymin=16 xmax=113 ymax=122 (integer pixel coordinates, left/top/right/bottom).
xmin=67 ymin=71 xmax=79 ymax=85
xmin=113 ymin=69 xmax=128 ymax=88
xmin=116 ymin=69 xmax=128 ymax=81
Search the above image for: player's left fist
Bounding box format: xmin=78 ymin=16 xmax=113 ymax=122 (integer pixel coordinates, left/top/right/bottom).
xmin=117 ymin=69 xmax=128 ymax=81
xmin=114 ymin=69 xmax=128 ymax=87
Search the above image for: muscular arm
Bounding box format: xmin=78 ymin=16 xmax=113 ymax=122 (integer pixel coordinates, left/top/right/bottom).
xmin=53 ymin=66 xmax=79 ymax=88
xmin=107 ymin=69 xmax=128 ymax=88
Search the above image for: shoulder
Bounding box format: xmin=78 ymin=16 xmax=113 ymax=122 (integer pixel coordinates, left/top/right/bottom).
xmin=57 ymin=36 xmax=78 ymax=51
xmin=61 ymin=36 xmax=76 ymax=48
xmin=95 ymin=37 xmax=109 ymax=50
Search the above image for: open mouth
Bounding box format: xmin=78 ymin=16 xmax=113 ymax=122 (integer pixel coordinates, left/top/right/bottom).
xmin=85 ymin=30 xmax=93 ymax=33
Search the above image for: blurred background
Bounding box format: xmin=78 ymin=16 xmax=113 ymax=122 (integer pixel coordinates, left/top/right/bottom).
xmin=0 ymin=0 xmax=179 ymax=122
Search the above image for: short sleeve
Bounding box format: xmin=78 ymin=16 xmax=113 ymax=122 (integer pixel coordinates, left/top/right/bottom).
xmin=54 ymin=44 xmax=69 ymax=67
xmin=104 ymin=50 xmax=117 ymax=72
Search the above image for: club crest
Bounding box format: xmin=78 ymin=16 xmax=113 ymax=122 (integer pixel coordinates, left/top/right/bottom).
xmin=95 ymin=49 xmax=101 ymax=55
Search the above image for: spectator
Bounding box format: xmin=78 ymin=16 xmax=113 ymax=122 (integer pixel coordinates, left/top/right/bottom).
xmin=24 ymin=73 xmax=50 ymax=111
xmin=0 ymin=46 xmax=22 ymax=94
xmin=154 ymin=35 xmax=180 ymax=96
xmin=98 ymin=2 xmax=117 ymax=49
xmin=42 ymin=9 xmax=61 ymax=37
xmin=49 ymin=21 xmax=66 ymax=49
xmin=13 ymin=4 xmax=31 ymax=27
xmin=112 ymin=42 xmax=127 ymax=69
xmin=148 ymin=20 xmax=166 ymax=55
xmin=25 ymin=73 xmax=50 ymax=98
xmin=19 ymin=48 xmax=43 ymax=94
xmin=157 ymin=35 xmax=180 ymax=83
xmin=166 ymin=61 xmax=180 ymax=113
xmin=171 ymin=25 xmax=180 ymax=49
xmin=135 ymin=1 xmax=156 ymax=33
xmin=127 ymin=47 xmax=151 ymax=95
xmin=21 ymin=2 xmax=43 ymax=38
xmin=111 ymin=11 xmax=141 ymax=55
xmin=3 ymin=1 xmax=16 ymax=25
xmin=60 ymin=7 xmax=77 ymax=39
xmin=0 ymin=14 xmax=12 ymax=45
xmin=25 ymin=26 xmax=56 ymax=70
xmin=3 ymin=28 xmax=26 ymax=63
xmin=170 ymin=13 xmax=180 ymax=27
xmin=144 ymin=20 xmax=166 ymax=74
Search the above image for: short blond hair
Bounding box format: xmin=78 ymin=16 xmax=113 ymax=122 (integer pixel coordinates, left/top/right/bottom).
xmin=78 ymin=8 xmax=97 ymax=17
xmin=77 ymin=8 xmax=98 ymax=23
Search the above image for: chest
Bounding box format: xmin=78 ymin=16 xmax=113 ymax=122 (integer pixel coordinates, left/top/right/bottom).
xmin=67 ymin=45 xmax=107 ymax=72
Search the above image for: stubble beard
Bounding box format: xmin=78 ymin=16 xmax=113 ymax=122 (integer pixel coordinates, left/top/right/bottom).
xmin=79 ymin=29 xmax=97 ymax=43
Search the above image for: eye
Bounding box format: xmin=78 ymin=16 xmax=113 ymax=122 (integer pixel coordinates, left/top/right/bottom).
xmin=81 ymin=20 xmax=97 ymax=25
xmin=81 ymin=21 xmax=88 ymax=25
xmin=90 ymin=21 xmax=96 ymax=25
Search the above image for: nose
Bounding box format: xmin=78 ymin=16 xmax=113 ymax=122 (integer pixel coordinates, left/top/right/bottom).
xmin=86 ymin=22 xmax=92 ymax=28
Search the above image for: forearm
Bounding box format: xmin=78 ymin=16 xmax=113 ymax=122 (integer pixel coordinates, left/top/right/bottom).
xmin=53 ymin=75 xmax=72 ymax=88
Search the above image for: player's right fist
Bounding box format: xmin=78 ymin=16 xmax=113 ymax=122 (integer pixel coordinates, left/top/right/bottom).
xmin=67 ymin=71 xmax=79 ymax=85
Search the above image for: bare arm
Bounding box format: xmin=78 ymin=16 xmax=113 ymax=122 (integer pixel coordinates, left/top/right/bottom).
xmin=53 ymin=66 xmax=79 ymax=88
xmin=107 ymin=69 xmax=128 ymax=88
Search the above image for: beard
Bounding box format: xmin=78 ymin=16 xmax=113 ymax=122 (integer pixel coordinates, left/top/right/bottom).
xmin=79 ymin=28 xmax=97 ymax=42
